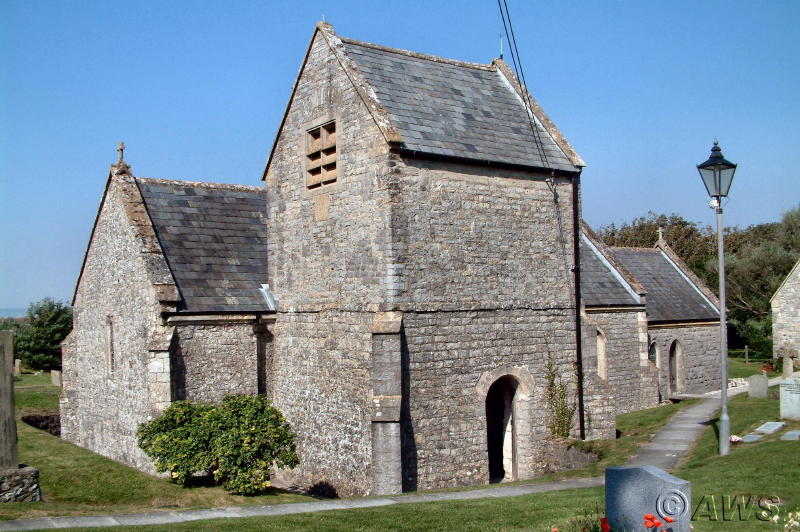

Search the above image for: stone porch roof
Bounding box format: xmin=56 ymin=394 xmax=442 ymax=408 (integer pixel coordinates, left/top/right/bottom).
xmin=136 ymin=178 xmax=270 ymax=313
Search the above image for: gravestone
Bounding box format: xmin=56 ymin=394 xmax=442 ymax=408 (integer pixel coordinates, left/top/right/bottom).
xmin=13 ymin=359 xmax=21 ymax=375
xmin=0 ymin=330 xmax=42 ymax=503
xmin=780 ymin=378 xmax=800 ymax=421
xmin=781 ymin=430 xmax=800 ymax=441
xmin=606 ymin=466 xmax=691 ymax=532
xmin=784 ymin=356 xmax=795 ymax=379
xmin=50 ymin=370 xmax=62 ymax=387
xmin=748 ymin=374 xmax=768 ymax=398
xmin=741 ymin=434 xmax=763 ymax=443
xmin=0 ymin=331 xmax=17 ymax=469
xmin=755 ymin=421 xmax=785 ymax=434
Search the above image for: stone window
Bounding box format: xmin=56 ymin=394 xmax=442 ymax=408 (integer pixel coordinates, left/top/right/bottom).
xmin=306 ymin=120 xmax=337 ymax=189
xmin=648 ymin=341 xmax=658 ymax=365
xmin=596 ymin=329 xmax=607 ymax=381
xmin=106 ymin=315 xmax=115 ymax=374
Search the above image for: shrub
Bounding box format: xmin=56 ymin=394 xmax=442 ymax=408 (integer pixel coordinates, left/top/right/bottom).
xmin=137 ymin=395 xmax=299 ymax=495
xmin=137 ymin=401 xmax=216 ymax=485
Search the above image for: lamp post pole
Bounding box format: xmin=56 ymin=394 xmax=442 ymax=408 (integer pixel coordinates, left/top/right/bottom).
xmin=696 ymin=139 xmax=736 ymax=457
xmin=716 ymin=202 xmax=730 ymax=456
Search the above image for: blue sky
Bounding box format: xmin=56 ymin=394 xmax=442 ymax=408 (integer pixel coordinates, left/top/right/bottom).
xmin=1 ymin=0 xmax=798 ymax=310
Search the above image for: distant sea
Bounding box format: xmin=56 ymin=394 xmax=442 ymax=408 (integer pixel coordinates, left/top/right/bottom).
xmin=0 ymin=308 xmax=27 ymax=318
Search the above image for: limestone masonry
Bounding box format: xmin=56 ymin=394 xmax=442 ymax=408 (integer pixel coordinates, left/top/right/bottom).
xmin=62 ymin=22 xmax=721 ymax=497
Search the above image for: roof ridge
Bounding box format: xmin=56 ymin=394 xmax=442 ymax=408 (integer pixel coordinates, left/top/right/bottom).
xmin=340 ymin=36 xmax=495 ymax=71
xmin=136 ymin=177 xmax=265 ymax=193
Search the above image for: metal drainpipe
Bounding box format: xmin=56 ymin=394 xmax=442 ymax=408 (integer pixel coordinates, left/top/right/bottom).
xmin=572 ymin=173 xmax=586 ymax=440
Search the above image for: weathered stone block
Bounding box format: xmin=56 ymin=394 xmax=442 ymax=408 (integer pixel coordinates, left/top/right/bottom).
xmin=0 ymin=466 xmax=42 ymax=503
xmin=780 ymin=378 xmax=800 ymax=421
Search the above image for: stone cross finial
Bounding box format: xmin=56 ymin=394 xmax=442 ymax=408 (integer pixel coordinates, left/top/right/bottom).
xmin=657 ymin=227 xmax=664 ymax=243
xmin=117 ymin=141 xmax=125 ymax=164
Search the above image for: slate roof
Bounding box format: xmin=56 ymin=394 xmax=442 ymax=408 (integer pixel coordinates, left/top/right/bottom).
xmin=342 ymin=41 xmax=577 ymax=172
xmin=136 ymin=178 xmax=269 ymax=313
xmin=580 ymin=239 xmax=640 ymax=307
xmin=610 ymin=248 xmax=719 ymax=323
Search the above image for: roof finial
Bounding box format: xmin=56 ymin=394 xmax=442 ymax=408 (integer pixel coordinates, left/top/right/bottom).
xmin=657 ymin=227 xmax=665 ymax=244
xmin=111 ymin=141 xmax=132 ymax=176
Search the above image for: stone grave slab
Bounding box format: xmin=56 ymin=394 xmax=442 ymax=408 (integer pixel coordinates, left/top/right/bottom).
xmin=741 ymin=434 xmax=763 ymax=443
xmin=780 ymin=378 xmax=800 ymax=421
xmin=50 ymin=369 xmax=62 ymax=387
xmin=784 ymin=355 xmax=795 ymax=379
xmin=13 ymin=358 xmax=21 ymax=375
xmin=606 ymin=465 xmax=691 ymax=532
xmin=780 ymin=430 xmax=800 ymax=441
xmin=755 ymin=421 xmax=785 ymax=434
xmin=748 ymin=374 xmax=768 ymax=398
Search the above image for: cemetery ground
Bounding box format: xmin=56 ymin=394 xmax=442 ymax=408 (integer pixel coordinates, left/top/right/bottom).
xmin=3 ymin=370 xmax=799 ymax=530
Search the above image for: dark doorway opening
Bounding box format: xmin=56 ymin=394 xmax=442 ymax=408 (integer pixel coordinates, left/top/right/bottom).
xmin=485 ymin=375 xmax=518 ymax=483
xmin=669 ymin=340 xmax=681 ymax=392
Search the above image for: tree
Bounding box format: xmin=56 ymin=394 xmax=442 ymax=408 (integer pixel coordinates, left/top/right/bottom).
xmin=14 ymin=298 xmax=72 ymax=370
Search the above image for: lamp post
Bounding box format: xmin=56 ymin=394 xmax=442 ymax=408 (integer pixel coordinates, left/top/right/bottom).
xmin=697 ymin=139 xmax=737 ymax=456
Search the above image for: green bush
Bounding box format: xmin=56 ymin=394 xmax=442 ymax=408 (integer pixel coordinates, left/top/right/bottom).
xmin=137 ymin=396 xmax=299 ymax=495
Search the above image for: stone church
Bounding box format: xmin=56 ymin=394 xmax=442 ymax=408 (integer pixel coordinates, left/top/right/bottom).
xmin=61 ymin=22 xmax=719 ymax=497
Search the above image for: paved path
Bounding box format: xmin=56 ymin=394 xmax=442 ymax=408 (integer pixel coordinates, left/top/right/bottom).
xmin=3 ymin=374 xmax=793 ymax=531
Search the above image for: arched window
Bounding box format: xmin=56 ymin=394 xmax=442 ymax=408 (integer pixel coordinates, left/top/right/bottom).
xmin=669 ymin=340 xmax=683 ymax=392
xmin=597 ymin=329 xmax=608 ymax=381
xmin=648 ymin=341 xmax=658 ymax=365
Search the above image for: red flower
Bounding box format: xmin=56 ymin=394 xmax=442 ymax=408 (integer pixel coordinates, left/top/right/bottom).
xmin=644 ymin=514 xmax=663 ymax=529
xmin=600 ymin=517 xmax=611 ymax=532
xmin=664 ymin=516 xmax=674 ymax=523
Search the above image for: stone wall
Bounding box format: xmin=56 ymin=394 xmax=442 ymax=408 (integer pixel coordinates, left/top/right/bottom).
xmin=268 ymin=311 xmax=374 ymax=497
xmin=401 ymin=309 xmax=598 ymax=490
xmin=772 ymin=263 xmax=800 ymax=358
xmin=649 ymin=324 xmax=720 ymax=395
xmin=584 ymin=309 xmax=658 ymax=415
xmin=172 ymin=324 xmax=259 ymax=403
xmin=264 ymin=29 xmax=395 ymax=313
xmin=61 ymin=177 xmax=162 ymax=472
xmin=391 ymin=160 xmax=576 ymax=312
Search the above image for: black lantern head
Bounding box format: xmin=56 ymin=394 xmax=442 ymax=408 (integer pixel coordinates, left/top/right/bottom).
xmin=697 ymin=140 xmax=736 ymax=198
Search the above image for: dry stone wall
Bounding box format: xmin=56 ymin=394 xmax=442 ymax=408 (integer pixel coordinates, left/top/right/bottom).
xmin=61 ymin=178 xmax=162 ymax=472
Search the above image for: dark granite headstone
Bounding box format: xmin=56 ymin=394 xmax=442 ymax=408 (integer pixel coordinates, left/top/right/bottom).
xmin=606 ymin=466 xmax=691 ymax=532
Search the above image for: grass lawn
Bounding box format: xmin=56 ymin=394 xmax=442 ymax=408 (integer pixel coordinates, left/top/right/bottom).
xmin=63 ymin=391 xmax=800 ymax=531
xmin=727 ymin=351 xmax=781 ymax=379
xmin=1 ymin=375 xmax=311 ymax=521
xmin=7 ymin=376 xmax=798 ymax=531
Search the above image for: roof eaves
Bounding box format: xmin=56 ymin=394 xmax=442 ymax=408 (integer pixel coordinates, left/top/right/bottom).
xmin=494 ymin=58 xmax=585 ymax=170
xmin=581 ymin=221 xmax=647 ymax=297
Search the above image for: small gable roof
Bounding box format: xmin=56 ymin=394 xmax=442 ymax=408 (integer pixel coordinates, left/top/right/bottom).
xmin=263 ymin=23 xmax=583 ymax=179
xmin=771 ymin=258 xmax=800 ymax=302
xmin=610 ymin=247 xmax=719 ymax=323
xmin=136 ymin=178 xmax=269 ymax=313
xmin=342 ymin=39 xmax=578 ymax=172
xmin=580 ymin=233 xmax=642 ymax=307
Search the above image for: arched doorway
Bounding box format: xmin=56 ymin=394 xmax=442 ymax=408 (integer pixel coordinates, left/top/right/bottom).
xmin=485 ymin=376 xmax=518 ymax=483
xmin=669 ymin=340 xmax=683 ymax=393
